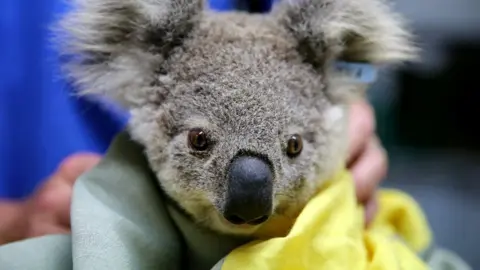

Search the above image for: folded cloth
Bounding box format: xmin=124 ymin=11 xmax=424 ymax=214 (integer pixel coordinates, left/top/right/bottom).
xmin=0 ymin=131 xmax=472 ymax=270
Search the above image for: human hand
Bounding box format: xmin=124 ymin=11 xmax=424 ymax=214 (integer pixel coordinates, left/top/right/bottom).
xmin=16 ymin=153 xmax=100 ymax=241
xmin=347 ymin=100 xmax=388 ymax=225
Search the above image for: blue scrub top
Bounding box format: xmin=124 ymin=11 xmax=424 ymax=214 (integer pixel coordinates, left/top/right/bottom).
xmin=0 ymin=0 xmax=274 ymax=199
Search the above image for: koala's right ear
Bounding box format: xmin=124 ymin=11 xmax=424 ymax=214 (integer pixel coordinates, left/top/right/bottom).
xmin=54 ymin=0 xmax=204 ymax=108
xmin=271 ymin=0 xmax=418 ymax=103
xmin=272 ymin=0 xmax=417 ymax=65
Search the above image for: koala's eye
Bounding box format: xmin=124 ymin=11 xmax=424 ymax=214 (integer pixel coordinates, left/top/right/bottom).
xmin=286 ymin=134 xmax=303 ymax=157
xmin=188 ymin=128 xmax=208 ymax=151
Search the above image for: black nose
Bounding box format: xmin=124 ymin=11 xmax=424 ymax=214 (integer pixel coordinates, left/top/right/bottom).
xmin=223 ymin=155 xmax=273 ymax=225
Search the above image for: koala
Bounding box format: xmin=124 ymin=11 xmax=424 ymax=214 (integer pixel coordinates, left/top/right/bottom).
xmin=56 ymin=0 xmax=416 ymax=238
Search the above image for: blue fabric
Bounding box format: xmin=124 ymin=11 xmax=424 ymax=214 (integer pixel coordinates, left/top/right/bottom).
xmin=0 ymin=0 xmax=275 ymax=199
xmin=0 ymin=0 xmax=129 ymax=199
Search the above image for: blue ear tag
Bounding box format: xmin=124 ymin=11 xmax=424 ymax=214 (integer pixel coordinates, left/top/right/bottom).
xmin=333 ymin=61 xmax=378 ymax=84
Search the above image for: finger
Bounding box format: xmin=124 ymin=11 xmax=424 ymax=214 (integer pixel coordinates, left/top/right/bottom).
xmin=364 ymin=196 xmax=378 ymax=227
xmin=347 ymin=101 xmax=375 ymax=165
xmin=33 ymin=179 xmax=73 ymax=228
xmin=350 ymin=137 xmax=388 ymax=203
xmin=26 ymin=220 xmax=71 ymax=239
xmin=55 ymin=153 xmax=102 ymax=185
xmin=51 ymin=180 xmax=74 ymax=228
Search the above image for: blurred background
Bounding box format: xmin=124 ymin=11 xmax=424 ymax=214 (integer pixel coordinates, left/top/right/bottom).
xmin=370 ymin=0 xmax=480 ymax=268
xmin=0 ymin=0 xmax=479 ymax=268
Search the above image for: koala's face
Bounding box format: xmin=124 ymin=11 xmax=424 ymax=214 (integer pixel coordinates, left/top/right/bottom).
xmin=58 ymin=0 xmax=415 ymax=235
xmin=130 ymin=15 xmax=349 ymax=235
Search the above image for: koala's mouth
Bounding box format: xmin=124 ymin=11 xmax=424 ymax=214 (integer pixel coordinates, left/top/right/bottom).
xmin=221 ymin=154 xmax=274 ymax=227
xmin=218 ymin=215 xmax=267 ymax=230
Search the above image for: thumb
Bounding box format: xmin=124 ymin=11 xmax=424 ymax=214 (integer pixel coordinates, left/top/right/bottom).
xmin=54 ymin=153 xmax=102 ymax=185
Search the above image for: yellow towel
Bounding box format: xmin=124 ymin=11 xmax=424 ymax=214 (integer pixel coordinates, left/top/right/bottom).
xmin=222 ymin=169 xmax=432 ymax=270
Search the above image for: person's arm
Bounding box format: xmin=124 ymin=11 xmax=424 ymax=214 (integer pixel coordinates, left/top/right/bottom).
xmin=0 ymin=201 xmax=27 ymax=244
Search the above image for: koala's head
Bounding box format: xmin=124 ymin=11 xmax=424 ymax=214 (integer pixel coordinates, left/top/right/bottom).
xmin=57 ymin=0 xmax=416 ymax=236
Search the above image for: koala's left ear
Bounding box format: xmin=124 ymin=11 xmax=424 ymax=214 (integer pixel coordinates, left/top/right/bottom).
xmin=54 ymin=0 xmax=205 ymax=109
xmin=272 ymin=0 xmax=417 ymax=100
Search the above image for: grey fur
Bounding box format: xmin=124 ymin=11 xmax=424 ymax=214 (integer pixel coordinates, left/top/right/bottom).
xmin=55 ymin=0 xmax=416 ymax=237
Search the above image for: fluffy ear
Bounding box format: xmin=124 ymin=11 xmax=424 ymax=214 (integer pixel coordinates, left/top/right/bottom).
xmin=271 ymin=0 xmax=417 ymax=103
xmin=272 ymin=0 xmax=417 ymax=65
xmin=54 ymin=0 xmax=204 ymax=107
